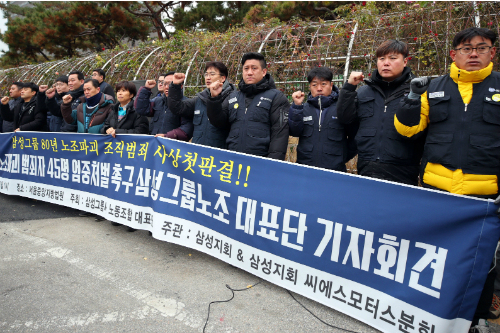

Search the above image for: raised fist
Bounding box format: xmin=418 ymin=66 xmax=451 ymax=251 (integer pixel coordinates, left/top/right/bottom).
xmin=39 ymin=85 xmax=49 ymax=93
xmin=172 ymin=73 xmax=185 ymax=85
xmin=347 ymin=71 xmax=364 ymax=85
xmin=62 ymin=94 xmax=73 ymax=104
xmin=209 ymin=80 xmax=223 ymax=98
xmin=46 ymin=88 xmax=56 ymax=99
xmin=1 ymin=96 xmax=9 ymax=105
xmin=145 ymin=80 xmax=156 ymax=89
xmin=292 ymin=91 xmax=305 ymax=105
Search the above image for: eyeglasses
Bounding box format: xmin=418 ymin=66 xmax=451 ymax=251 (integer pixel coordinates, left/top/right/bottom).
xmin=204 ymin=72 xmax=220 ymax=78
xmin=163 ymin=81 xmax=172 ymax=86
xmin=455 ymin=46 xmax=493 ymax=55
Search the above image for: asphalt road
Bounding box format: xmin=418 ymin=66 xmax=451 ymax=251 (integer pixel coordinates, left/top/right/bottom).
xmin=0 ymin=193 xmax=382 ymax=333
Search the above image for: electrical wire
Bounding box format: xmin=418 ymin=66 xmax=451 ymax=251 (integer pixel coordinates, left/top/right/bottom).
xmin=287 ymin=289 xmax=360 ymax=333
xmin=202 ymin=280 xmax=262 ymax=333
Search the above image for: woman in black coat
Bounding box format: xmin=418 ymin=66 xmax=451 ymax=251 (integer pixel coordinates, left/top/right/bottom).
xmin=101 ymin=81 xmax=149 ymax=137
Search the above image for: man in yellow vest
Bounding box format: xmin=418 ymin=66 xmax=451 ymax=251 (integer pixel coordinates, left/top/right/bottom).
xmin=395 ymin=27 xmax=498 ymax=333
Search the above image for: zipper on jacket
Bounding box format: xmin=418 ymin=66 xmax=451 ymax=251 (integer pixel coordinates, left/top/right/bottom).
xmin=318 ymin=97 xmax=323 ymax=132
xmin=464 ymin=103 xmax=468 ymax=112
xmin=384 ymin=105 xmax=387 ymax=113
xmin=245 ymin=107 xmax=247 ymax=114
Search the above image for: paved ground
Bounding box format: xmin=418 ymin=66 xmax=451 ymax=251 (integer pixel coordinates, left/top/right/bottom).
xmin=1 ymin=193 xmax=500 ymax=333
xmin=0 ymin=193 xmax=382 ymax=333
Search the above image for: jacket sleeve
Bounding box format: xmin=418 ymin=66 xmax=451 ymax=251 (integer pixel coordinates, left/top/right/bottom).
xmin=103 ymin=84 xmax=115 ymax=102
xmin=60 ymin=101 xmax=76 ymax=125
xmin=288 ymin=104 xmax=304 ymax=137
xmin=344 ymin=119 xmax=360 ymax=162
xmin=20 ymin=94 xmax=47 ymax=131
xmin=100 ymin=112 xmax=113 ymax=134
xmin=167 ymin=83 xmax=196 ymax=118
xmin=394 ymin=93 xmax=430 ymax=138
xmin=0 ymin=102 xmax=13 ymax=122
xmin=134 ymin=86 xmax=154 ymax=116
xmin=206 ymin=95 xmax=230 ymax=129
xmin=267 ymin=92 xmax=290 ymax=160
xmin=46 ymin=96 xmax=63 ymax=117
xmin=337 ymin=82 xmax=359 ymax=125
xmin=115 ymin=114 xmax=150 ymax=135
xmin=177 ymin=117 xmax=194 ymax=139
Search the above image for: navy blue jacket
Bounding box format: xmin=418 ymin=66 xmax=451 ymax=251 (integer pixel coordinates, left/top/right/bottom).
xmin=134 ymin=86 xmax=193 ymax=137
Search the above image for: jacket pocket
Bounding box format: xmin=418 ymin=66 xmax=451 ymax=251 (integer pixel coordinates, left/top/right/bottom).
xmin=468 ymin=134 xmax=500 ymax=169
xmin=355 ymin=127 xmax=377 ymax=157
xmin=302 ymin=119 xmax=314 ymax=137
xmin=384 ymin=131 xmax=411 ymax=160
xmin=424 ymin=132 xmax=453 ymax=164
xmin=482 ymin=98 xmax=500 ymax=125
xmin=357 ymin=96 xmax=375 ymax=118
xmin=428 ymin=95 xmax=450 ymax=123
xmin=327 ymin=122 xmax=343 ymax=141
xmin=249 ymin=99 xmax=272 ymax=123
xmin=193 ymin=112 xmax=203 ymax=125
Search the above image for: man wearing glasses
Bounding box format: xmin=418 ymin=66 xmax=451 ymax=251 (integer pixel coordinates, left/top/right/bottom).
xmin=395 ymin=27 xmax=498 ymax=333
xmin=167 ymin=62 xmax=235 ymax=149
xmin=135 ymin=71 xmax=193 ymax=140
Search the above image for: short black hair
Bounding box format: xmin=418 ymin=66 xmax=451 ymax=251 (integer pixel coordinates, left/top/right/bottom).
xmin=22 ymin=82 xmax=39 ymax=93
xmin=68 ymin=71 xmax=85 ymax=81
xmin=115 ymin=81 xmax=137 ymax=99
xmin=241 ymin=52 xmax=267 ymax=69
xmin=307 ymin=67 xmax=333 ymax=83
xmin=158 ymin=73 xmax=167 ymax=80
xmin=376 ymin=40 xmax=409 ymax=58
xmin=205 ymin=61 xmax=229 ymax=78
xmin=55 ymin=75 xmax=68 ymax=84
xmin=12 ymin=82 xmax=23 ymax=89
xmin=164 ymin=71 xmax=175 ymax=77
xmin=93 ymin=68 xmax=106 ymax=81
xmin=83 ymin=78 xmax=100 ymax=89
xmin=453 ymin=27 xmax=497 ymax=48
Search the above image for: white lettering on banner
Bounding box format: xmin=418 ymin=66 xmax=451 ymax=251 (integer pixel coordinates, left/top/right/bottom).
xmin=409 ymin=242 xmax=448 ymax=298
xmin=196 ymin=184 xmax=212 ymax=217
xmin=136 ymin=167 xmax=152 ymax=197
xmin=159 ymin=173 xmax=180 ymax=205
xmin=150 ymin=170 xmax=164 ymax=200
xmin=314 ymin=219 xmax=447 ymax=298
xmin=281 ymin=209 xmax=307 ymax=251
xmin=236 ymin=196 xmax=257 ymax=235
xmin=180 ymin=178 xmax=196 ymax=211
xmin=122 ymin=165 xmax=134 ymax=193
xmin=72 ymin=159 xmax=81 ymax=183
xmin=256 ymin=202 xmax=281 ymax=242
xmin=111 ymin=163 xmax=122 ymax=190
xmin=100 ymin=162 xmax=110 ymax=188
xmin=212 ymin=189 xmax=230 ymax=224
xmin=91 ymin=161 xmax=99 ymax=186
xmin=81 ymin=160 xmax=90 ymax=184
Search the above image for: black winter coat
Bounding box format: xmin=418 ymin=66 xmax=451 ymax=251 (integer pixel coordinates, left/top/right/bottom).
xmin=0 ymin=95 xmax=47 ymax=131
xmin=101 ymin=101 xmax=149 ymax=135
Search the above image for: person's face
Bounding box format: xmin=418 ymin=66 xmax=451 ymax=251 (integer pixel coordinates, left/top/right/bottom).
xmin=20 ymin=87 xmax=35 ymax=101
xmin=117 ymin=87 xmax=133 ymax=105
xmin=9 ymin=85 xmax=21 ymax=98
xmin=242 ymin=59 xmax=267 ymax=85
xmin=204 ymin=66 xmax=226 ymax=88
xmin=55 ymin=81 xmax=69 ymax=95
xmin=163 ymin=74 xmax=173 ymax=97
xmin=157 ymin=75 xmax=165 ymax=93
xmin=83 ymin=82 xmax=100 ymax=99
xmin=376 ymin=52 xmax=408 ymax=81
xmin=309 ymin=78 xmax=334 ymax=98
xmin=91 ymin=71 xmax=104 ymax=83
xmin=450 ymin=35 xmax=496 ymax=72
xmin=68 ymin=74 xmax=83 ymax=91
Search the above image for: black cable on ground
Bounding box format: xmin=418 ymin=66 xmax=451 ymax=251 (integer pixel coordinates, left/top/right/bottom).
xmin=287 ymin=289 xmax=360 ymax=333
xmin=202 ymin=280 xmax=262 ymax=333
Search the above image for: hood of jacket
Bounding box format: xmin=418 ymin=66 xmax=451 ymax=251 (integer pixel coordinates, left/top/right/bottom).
xmin=197 ymin=79 xmax=235 ymax=103
xmin=238 ymin=73 xmax=276 ymax=97
xmin=306 ymin=84 xmax=340 ymax=109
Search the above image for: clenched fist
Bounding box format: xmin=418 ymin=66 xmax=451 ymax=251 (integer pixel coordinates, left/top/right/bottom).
xmin=39 ymin=85 xmax=49 ymax=93
xmin=145 ymin=80 xmax=156 ymax=89
xmin=209 ymin=80 xmax=223 ymax=98
xmin=347 ymin=71 xmax=364 ymax=85
xmin=46 ymin=88 xmax=56 ymax=99
xmin=172 ymin=73 xmax=185 ymax=85
xmin=1 ymin=96 xmax=9 ymax=105
xmin=292 ymin=91 xmax=305 ymax=105
xmin=62 ymin=94 xmax=73 ymax=104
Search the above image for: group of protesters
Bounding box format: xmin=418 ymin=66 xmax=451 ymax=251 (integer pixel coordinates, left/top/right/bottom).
xmin=0 ymin=26 xmax=499 ymax=333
